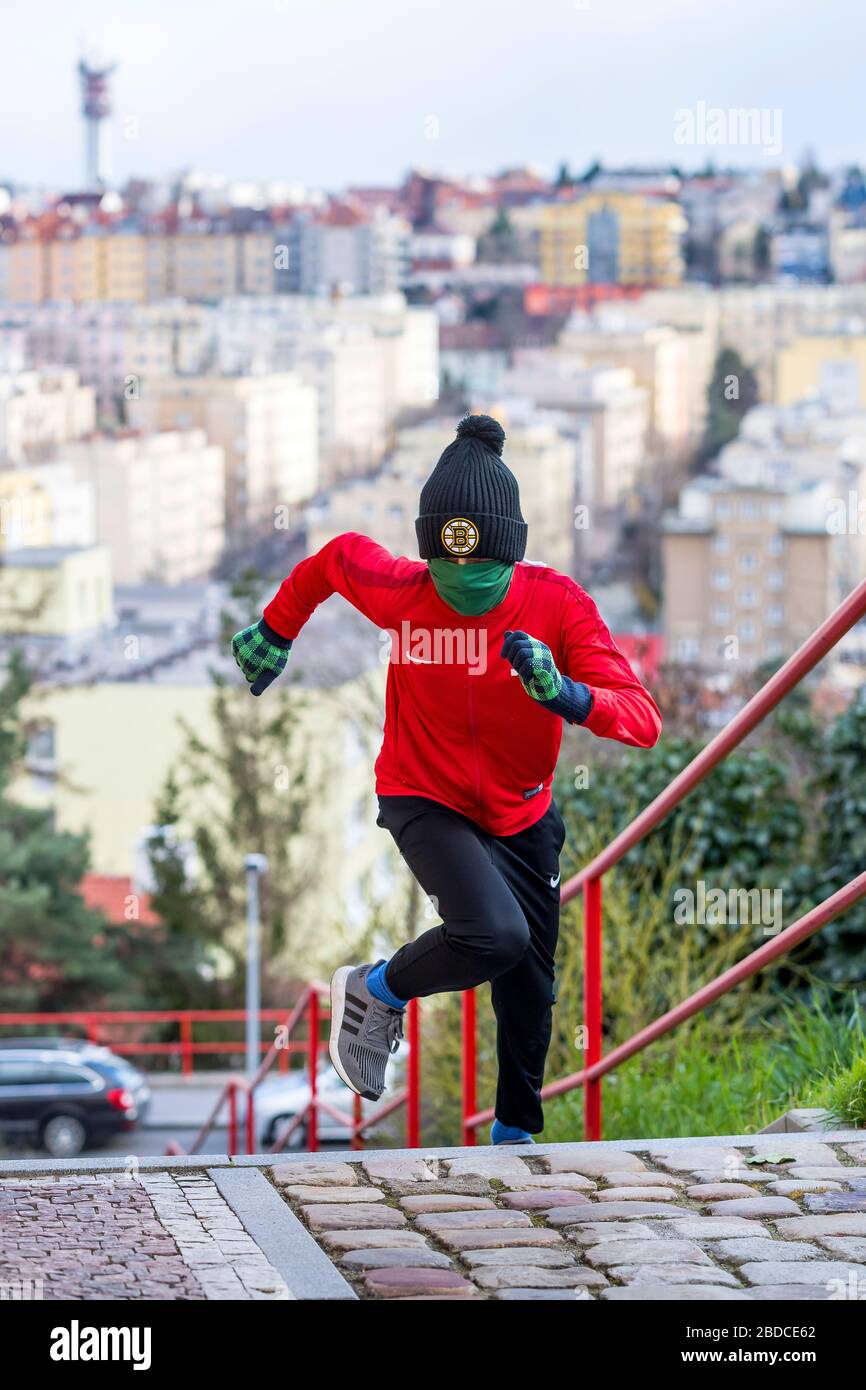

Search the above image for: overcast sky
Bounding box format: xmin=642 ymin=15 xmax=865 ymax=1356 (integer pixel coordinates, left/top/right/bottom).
xmin=1 ymin=0 xmax=863 ymax=192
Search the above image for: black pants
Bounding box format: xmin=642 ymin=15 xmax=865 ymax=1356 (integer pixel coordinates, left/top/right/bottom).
xmin=376 ymin=794 xmax=566 ymax=1134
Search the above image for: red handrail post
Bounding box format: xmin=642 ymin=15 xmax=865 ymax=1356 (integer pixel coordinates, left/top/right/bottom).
xmin=245 ymin=1085 xmax=256 ymax=1155
xmin=406 ymin=997 xmax=420 ymax=1148
xmin=352 ymin=1092 xmax=362 ymax=1150
xmin=307 ymin=990 xmax=319 ymax=1153
xmin=461 ymin=989 xmax=477 ymax=1146
xmin=227 ymin=1081 xmax=238 ymax=1157
xmin=583 ymin=876 xmax=603 ymax=1142
xmin=180 ymin=1015 xmax=193 ymax=1076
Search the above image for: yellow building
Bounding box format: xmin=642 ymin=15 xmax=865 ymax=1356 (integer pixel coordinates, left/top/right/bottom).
xmin=0 ymin=469 xmax=53 ymax=549
xmin=776 ymin=333 xmax=866 ymax=408
xmin=1 ymin=230 xmax=282 ymax=304
xmin=7 ymin=238 xmax=49 ymax=303
xmin=0 ymin=461 xmax=94 ymax=553
xmin=0 ymin=544 xmax=112 ymax=636
xmin=46 ymin=234 xmax=151 ymax=305
xmin=238 ymin=232 xmax=275 ymax=294
xmin=662 ymin=479 xmax=837 ymax=669
xmin=47 ymin=235 xmax=104 ymax=302
xmin=540 ymin=194 xmax=686 ymax=288
xmin=145 ymin=236 xmax=174 ymax=299
xmin=172 ymin=233 xmax=239 ymax=301
xmin=104 ymin=233 xmax=149 ymax=303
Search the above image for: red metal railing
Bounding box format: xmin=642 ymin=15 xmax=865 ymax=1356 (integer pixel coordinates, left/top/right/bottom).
xmin=2 ymin=991 xmax=421 ymax=1157
xmin=461 ymin=573 xmax=866 ymax=1144
xmin=0 ymin=1009 xmax=298 ymax=1075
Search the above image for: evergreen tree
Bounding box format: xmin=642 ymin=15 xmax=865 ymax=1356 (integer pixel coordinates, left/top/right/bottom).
xmin=697 ymin=346 xmax=759 ymax=466
xmin=0 ymin=654 xmax=129 ymax=1011
xmin=477 ymin=208 xmax=520 ymax=264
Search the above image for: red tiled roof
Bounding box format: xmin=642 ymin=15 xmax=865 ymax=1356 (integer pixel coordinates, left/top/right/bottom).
xmin=80 ymin=874 xmax=161 ymax=927
xmin=315 ymin=198 xmax=367 ymax=228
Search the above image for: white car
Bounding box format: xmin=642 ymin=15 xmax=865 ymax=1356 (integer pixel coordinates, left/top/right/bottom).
xmin=255 ymin=1046 xmax=407 ymax=1149
xmin=255 ymin=1066 xmax=374 ymax=1149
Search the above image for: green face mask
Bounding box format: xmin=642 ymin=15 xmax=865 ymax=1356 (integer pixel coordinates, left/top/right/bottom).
xmin=428 ymin=558 xmax=514 ymax=616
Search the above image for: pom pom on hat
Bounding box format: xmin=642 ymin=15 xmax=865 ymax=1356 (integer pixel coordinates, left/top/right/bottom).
xmin=455 ymin=414 xmax=506 ymax=456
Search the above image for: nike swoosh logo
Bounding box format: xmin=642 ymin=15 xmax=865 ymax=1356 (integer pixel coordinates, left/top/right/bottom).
xmin=405 ymin=654 xmax=434 ymax=664
xmin=549 ymin=873 xmax=561 ymax=888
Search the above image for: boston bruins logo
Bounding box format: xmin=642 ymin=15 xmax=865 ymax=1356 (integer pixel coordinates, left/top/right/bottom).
xmin=441 ymin=517 xmax=479 ymax=556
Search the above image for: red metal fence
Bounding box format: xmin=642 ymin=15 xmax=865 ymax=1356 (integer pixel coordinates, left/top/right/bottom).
xmin=0 ymin=991 xmax=421 ymax=1157
xmin=0 ymin=1009 xmax=297 ymax=1075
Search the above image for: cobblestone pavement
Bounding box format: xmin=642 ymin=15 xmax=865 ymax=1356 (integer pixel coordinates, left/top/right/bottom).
xmin=0 ymin=1171 xmax=290 ymax=1301
xmin=273 ymin=1139 xmax=866 ymax=1301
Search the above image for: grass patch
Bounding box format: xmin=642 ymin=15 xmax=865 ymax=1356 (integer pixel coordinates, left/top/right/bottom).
xmin=543 ymin=991 xmax=865 ymax=1143
xmin=814 ymin=1054 xmax=866 ymax=1129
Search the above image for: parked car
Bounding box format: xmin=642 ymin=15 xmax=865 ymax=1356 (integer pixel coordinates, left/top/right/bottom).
xmin=0 ymin=1039 xmax=151 ymax=1157
xmin=256 ymin=1064 xmax=381 ymax=1149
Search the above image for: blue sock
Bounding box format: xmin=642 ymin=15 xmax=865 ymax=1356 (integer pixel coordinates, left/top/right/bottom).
xmin=366 ymin=960 xmax=407 ymax=1011
xmin=491 ymin=1118 xmax=534 ymax=1145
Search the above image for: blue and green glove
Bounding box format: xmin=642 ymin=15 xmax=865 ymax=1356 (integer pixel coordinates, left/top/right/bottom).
xmin=231 ymin=618 xmax=292 ymax=696
xmin=501 ymin=629 xmax=593 ymax=725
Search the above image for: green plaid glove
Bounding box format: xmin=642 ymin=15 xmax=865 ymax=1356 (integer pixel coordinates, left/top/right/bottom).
xmin=231 ymin=618 xmax=292 ymax=696
xmin=501 ymin=629 xmax=593 ymax=724
xmin=501 ymin=629 xmax=563 ymax=701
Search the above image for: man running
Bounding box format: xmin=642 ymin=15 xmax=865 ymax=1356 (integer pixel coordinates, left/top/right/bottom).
xmin=232 ymin=414 xmax=661 ymax=1144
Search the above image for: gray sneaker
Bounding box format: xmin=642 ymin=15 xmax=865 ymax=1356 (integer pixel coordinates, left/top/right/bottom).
xmin=328 ymin=962 xmax=404 ymax=1101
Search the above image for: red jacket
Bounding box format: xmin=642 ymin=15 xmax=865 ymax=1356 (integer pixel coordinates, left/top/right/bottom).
xmin=264 ymin=533 xmax=662 ymax=836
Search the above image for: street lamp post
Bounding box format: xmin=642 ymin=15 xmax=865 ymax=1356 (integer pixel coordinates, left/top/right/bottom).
xmin=244 ymin=854 xmax=269 ymax=1081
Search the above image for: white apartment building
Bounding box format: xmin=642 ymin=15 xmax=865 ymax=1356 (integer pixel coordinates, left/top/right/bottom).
xmin=500 ymin=351 xmax=648 ymax=508
xmin=127 ymin=372 xmax=318 ymax=533
xmin=61 ymin=429 xmax=225 ymax=584
xmin=285 ymin=206 xmax=410 ymax=296
xmin=828 ymin=209 xmax=866 ymax=284
xmin=557 ymin=311 xmax=708 ymax=447
xmin=0 ymin=367 xmax=96 ymax=465
xmin=212 ymin=294 xmax=438 ymax=483
xmin=214 ymin=294 xmax=438 ymax=406
xmin=9 ymin=301 xmax=215 ymax=411
xmin=294 ymin=326 xmax=388 ymax=485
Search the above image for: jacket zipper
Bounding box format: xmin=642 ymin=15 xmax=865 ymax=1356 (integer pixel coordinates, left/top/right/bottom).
xmin=465 ymin=623 xmax=483 ymax=819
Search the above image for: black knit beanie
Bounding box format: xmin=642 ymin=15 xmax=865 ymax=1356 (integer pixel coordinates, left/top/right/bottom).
xmin=415 ymin=415 xmax=527 ymax=562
